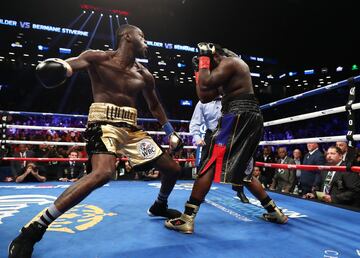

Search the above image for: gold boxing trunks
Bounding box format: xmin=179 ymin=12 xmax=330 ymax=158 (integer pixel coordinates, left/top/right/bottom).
xmin=85 ymin=103 xmax=163 ymax=168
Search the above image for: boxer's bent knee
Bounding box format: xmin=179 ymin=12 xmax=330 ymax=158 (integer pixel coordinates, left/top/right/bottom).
xmin=88 ymin=170 xmax=114 ymax=188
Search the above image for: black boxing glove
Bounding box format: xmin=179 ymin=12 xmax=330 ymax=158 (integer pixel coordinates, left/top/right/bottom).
xmin=192 ymin=56 xmax=199 ymax=85
xmin=168 ymin=132 xmax=184 ymax=152
xmin=192 ymin=56 xmax=199 ymax=72
xmin=162 ymin=121 xmax=184 ymax=152
xmin=36 ymin=58 xmax=73 ymax=89
xmin=197 ymin=42 xmax=215 ymax=57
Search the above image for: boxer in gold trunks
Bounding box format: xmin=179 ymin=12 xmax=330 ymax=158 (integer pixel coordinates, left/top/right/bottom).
xmin=9 ymin=24 xmax=182 ymax=258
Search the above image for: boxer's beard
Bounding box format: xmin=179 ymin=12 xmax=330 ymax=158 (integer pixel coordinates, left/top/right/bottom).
xmin=137 ymin=48 xmax=148 ymax=59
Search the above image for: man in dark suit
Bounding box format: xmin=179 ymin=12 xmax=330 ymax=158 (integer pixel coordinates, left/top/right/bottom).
xmin=300 ymin=142 xmax=325 ymax=195
xmin=336 ymin=141 xmax=357 ymax=165
xmin=58 ymin=151 xmax=85 ymax=182
xmin=305 ymin=146 xmax=360 ymax=208
xmin=256 ymin=146 xmax=276 ymax=188
xmin=270 ymin=147 xmax=296 ymax=193
xmin=10 ymin=144 xmax=35 ymax=178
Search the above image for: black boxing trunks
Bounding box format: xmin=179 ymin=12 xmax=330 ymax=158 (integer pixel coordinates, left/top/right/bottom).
xmin=84 ymin=103 xmax=163 ymax=168
xmin=198 ymin=94 xmax=263 ymax=185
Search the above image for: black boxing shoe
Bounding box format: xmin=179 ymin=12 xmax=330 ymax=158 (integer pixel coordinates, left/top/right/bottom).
xmin=237 ymin=191 xmax=250 ymax=203
xmin=8 ymin=221 xmax=47 ymax=258
xmin=147 ymin=201 xmax=181 ymax=219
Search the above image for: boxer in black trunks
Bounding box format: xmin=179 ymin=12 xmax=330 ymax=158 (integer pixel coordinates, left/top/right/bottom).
xmin=165 ymin=43 xmax=288 ymax=234
xmin=9 ymin=24 xmax=183 ymax=258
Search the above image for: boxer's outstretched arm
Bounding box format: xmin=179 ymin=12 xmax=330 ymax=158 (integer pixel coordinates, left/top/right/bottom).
xmin=36 ymin=50 xmax=109 ymax=88
xmin=142 ymin=70 xmax=168 ymax=125
xmin=66 ymin=50 xmax=109 ymax=73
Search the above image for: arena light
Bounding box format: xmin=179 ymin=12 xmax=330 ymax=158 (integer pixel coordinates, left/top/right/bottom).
xmin=321 ymin=67 xmax=328 ymax=73
xmin=336 ymin=66 xmax=343 ymax=72
xmin=37 ymin=45 xmax=49 ymax=51
xmin=279 ymin=73 xmax=286 ymax=79
xmin=59 ymin=48 xmax=71 ymax=54
xmin=304 ymin=69 xmax=314 ymax=75
xmin=158 ymin=61 xmax=166 ymax=66
xmin=250 ymin=72 xmax=260 ymax=77
xmin=352 ymin=64 xmax=358 ymax=71
xmin=136 ymin=58 xmax=148 ymax=63
xmin=180 ymin=100 xmax=193 ymax=106
xmin=11 ymin=42 xmax=23 ymax=48
xmin=109 ymin=17 xmax=115 ymax=49
xmin=177 ymin=63 xmax=186 ymax=68
xmin=80 ymin=4 xmax=129 ymax=16
xmin=288 ymin=71 xmax=297 ymax=76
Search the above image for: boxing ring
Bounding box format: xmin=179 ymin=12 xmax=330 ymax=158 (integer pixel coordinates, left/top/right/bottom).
xmin=0 ymin=181 xmax=359 ymax=258
xmin=0 ymin=75 xmax=360 ymax=257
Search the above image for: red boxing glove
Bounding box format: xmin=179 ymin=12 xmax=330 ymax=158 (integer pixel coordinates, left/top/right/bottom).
xmin=199 ymin=56 xmax=210 ymax=69
xmin=195 ymin=71 xmax=199 ymax=85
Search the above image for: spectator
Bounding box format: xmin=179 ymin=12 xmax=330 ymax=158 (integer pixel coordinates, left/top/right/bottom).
xmin=300 ymin=143 xmax=325 ymax=195
xmin=270 ymin=147 xmax=296 ymax=193
xmin=336 ymin=141 xmax=357 ymax=165
xmin=252 ymin=166 xmax=265 ymax=188
xmin=256 ymin=146 xmax=276 ymax=188
xmin=11 ymin=144 xmax=34 ymax=179
xmin=304 ymin=146 xmax=360 ymax=208
xmin=15 ymin=163 xmax=46 ymax=183
xmin=292 ymin=148 xmax=302 ymax=194
xmin=58 ymin=151 xmax=85 ymax=182
xmin=143 ymin=168 xmax=160 ymax=181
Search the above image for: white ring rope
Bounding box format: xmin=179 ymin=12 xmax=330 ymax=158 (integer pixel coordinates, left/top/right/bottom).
xmin=5 ymin=125 xmax=192 ymax=136
xmin=259 ymin=135 xmax=360 ymax=146
xmin=3 ymin=100 xmax=360 ymax=147
xmin=6 ymin=125 xmax=86 ymax=132
xmin=264 ymin=103 xmax=360 ymax=127
xmin=3 ymin=139 xmax=197 ymax=149
xmin=7 ymin=102 xmax=360 ymax=134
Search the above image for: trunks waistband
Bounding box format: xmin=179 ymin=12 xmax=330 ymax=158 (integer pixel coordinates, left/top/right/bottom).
xmin=88 ymin=103 xmax=137 ymax=126
xmin=221 ymin=94 xmax=260 ymax=114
